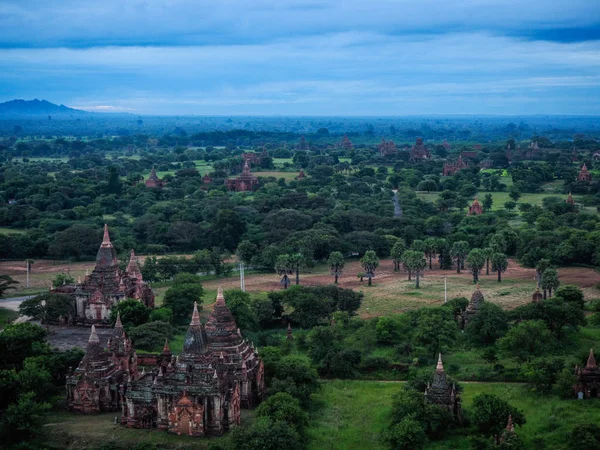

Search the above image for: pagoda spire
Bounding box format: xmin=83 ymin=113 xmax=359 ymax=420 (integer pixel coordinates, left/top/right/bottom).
xmin=101 ymin=224 xmax=112 ymax=247
xmin=587 ymin=349 xmax=596 ymax=368
xmin=506 ymin=414 xmax=515 ymax=433
xmin=162 ymin=338 xmax=171 ymax=354
xmin=190 ymin=301 xmax=201 ymax=326
xmin=216 ymin=286 xmax=225 ymax=305
xmin=115 ymin=312 xmax=123 ymax=329
xmin=436 ymin=353 xmax=444 ymax=372
xmin=286 ymin=322 xmax=293 ymax=340
xmin=88 ymin=325 xmax=100 ymax=345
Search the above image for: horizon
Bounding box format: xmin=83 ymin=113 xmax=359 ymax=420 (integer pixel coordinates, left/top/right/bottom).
xmin=1 ymin=1 xmax=600 ymax=115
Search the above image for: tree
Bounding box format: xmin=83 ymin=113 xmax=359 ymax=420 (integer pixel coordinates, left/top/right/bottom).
xmin=224 ymin=289 xmax=258 ymax=332
xmin=237 ymin=240 xmax=258 ymax=264
xmin=450 ymin=241 xmax=469 ymax=274
xmin=275 ymin=254 xmax=293 ymax=289
xmin=127 ymin=321 xmax=173 ymax=352
xmin=51 ymin=272 xmax=75 ymax=288
xmin=509 ymin=185 xmax=522 ymax=203
xmin=535 ymin=259 xmax=552 ymax=288
xmin=391 ymin=240 xmax=407 ymax=271
xmin=401 ymin=251 xmax=427 ymax=288
xmin=466 ymin=302 xmax=508 ymax=345
xmin=504 ymin=201 xmax=517 ymax=211
xmin=110 ymin=299 xmax=151 ymax=329
xmin=414 ymin=307 xmax=459 ymax=357
xmin=163 ymin=274 xmax=204 ymax=325
xmin=541 ymin=268 xmax=560 ymax=298
xmin=424 ymin=238 xmax=438 ymax=270
xmin=327 ymin=251 xmax=345 ymax=284
xmin=555 ymin=368 xmax=577 ymax=399
xmin=0 ymin=392 xmax=51 ymax=445
xmin=471 ymin=393 xmax=525 ymax=437
xmin=498 ymin=320 xmax=553 ymax=362
xmin=289 ymin=253 xmax=305 ymax=285
xmin=383 ymin=416 xmax=427 ymax=450
xmin=19 ymin=292 xmax=75 ymax=324
xmin=0 ymin=323 xmax=48 ymax=368
xmin=230 ymin=417 xmax=303 ymax=450
xmin=466 ymin=249 xmax=485 ymax=283
xmin=360 ymin=250 xmax=379 ymax=286
xmin=482 ymin=193 xmax=493 ymax=212
xmin=567 ymin=424 xmax=600 ymax=450
xmin=270 ymin=354 xmax=320 ymax=407
xmin=255 ymin=392 xmax=308 ymax=434
xmin=482 ymin=247 xmax=494 ymax=275
xmin=554 ymin=285 xmax=585 ymax=309
xmin=491 ymin=253 xmax=508 ymax=282
xmin=0 ymin=275 xmax=19 ymax=297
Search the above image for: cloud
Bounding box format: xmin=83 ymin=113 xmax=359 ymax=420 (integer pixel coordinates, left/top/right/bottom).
xmin=0 ymin=1 xmax=599 ymax=114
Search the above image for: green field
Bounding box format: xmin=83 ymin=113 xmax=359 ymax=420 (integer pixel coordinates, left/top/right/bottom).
xmin=0 ymin=227 xmax=26 ymax=235
xmin=307 ymin=380 xmax=600 ymax=450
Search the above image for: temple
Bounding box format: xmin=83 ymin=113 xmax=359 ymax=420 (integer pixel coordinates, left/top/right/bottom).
xmin=442 ymin=155 xmax=468 ymax=176
xmin=378 ymin=139 xmax=398 ymax=156
xmin=145 ymin=168 xmax=164 ymax=188
xmin=531 ymin=288 xmax=543 ymax=303
xmin=340 ymin=134 xmax=353 ymax=150
xmin=296 ymin=169 xmax=306 ymax=180
xmin=574 ymin=349 xmax=600 ymax=399
xmin=225 ymin=161 xmax=259 ymax=192
xmin=242 ymin=149 xmax=268 ymax=166
xmin=67 ymin=288 xmax=264 ymax=437
xmin=66 ymin=320 xmax=136 ymax=413
xmin=54 ymin=225 xmax=154 ymax=325
xmin=424 ymin=354 xmax=462 ymax=422
xmin=462 ymin=285 xmax=484 ymax=328
xmin=467 ymin=198 xmax=483 ymax=215
xmin=410 ymin=138 xmax=431 ymax=161
xmin=578 ymin=163 xmax=592 ymax=181
xmin=566 ymin=192 xmax=575 ymax=205
xmin=442 ymin=139 xmax=451 ymax=151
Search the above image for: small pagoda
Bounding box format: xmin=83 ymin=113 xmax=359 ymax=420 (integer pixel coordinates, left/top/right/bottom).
xmin=378 ymin=139 xmax=398 ymax=156
xmin=410 ymin=138 xmax=431 ymax=161
xmin=467 ymin=198 xmax=483 ymax=215
xmin=566 ymin=192 xmax=575 ymax=205
xmin=578 ymin=163 xmax=592 ymax=181
xmin=443 ymin=155 xmax=468 ymax=176
xmin=424 ymin=354 xmax=462 ymax=422
xmin=462 ymin=285 xmax=484 ymax=328
xmin=145 ymin=168 xmax=164 ymax=188
xmin=531 ymin=288 xmax=543 ymax=303
xmin=574 ymin=349 xmax=600 ymax=399
xmin=225 ymin=161 xmax=259 ymax=192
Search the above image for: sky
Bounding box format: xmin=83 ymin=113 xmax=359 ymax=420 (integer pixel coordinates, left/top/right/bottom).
xmin=1 ymin=0 xmax=600 ymax=115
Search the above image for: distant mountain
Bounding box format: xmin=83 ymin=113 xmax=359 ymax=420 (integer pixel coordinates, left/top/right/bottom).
xmin=0 ymin=99 xmax=88 ymax=117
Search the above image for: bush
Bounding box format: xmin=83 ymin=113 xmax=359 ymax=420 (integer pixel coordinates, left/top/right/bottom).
xmin=128 ymin=321 xmax=173 ymax=352
xmin=110 ymin=299 xmax=151 ymax=329
xmin=149 ymin=307 xmax=173 ymax=323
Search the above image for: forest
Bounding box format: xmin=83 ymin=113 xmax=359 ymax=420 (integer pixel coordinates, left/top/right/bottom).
xmin=2 ymin=118 xmax=600 ymax=450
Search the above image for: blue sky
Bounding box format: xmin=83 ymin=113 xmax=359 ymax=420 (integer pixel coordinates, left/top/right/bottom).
xmin=1 ymin=0 xmax=599 ymax=115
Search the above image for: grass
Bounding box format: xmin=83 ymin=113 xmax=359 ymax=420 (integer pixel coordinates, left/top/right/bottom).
xmin=0 ymin=307 xmax=19 ymax=330
xmin=43 ymin=409 xmax=253 ymax=449
xmin=307 ymin=380 xmax=600 ymax=450
xmin=0 ymin=227 xmax=26 ymax=235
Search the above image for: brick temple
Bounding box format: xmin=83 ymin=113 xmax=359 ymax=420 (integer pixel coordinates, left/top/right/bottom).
xmin=53 ymin=225 xmax=154 ymax=325
xmin=578 ymin=163 xmax=592 ymax=181
xmin=225 ymin=161 xmax=259 ymax=192
xmin=467 ymin=198 xmax=483 ymax=215
xmin=410 ymin=138 xmax=431 ymax=161
xmin=67 ymin=288 xmax=264 ymax=437
xmin=574 ymin=349 xmax=600 ymax=399
xmin=442 ymin=155 xmax=468 ymax=176
xmin=145 ymin=167 xmax=164 ymax=188
xmin=424 ymin=354 xmax=462 ymax=422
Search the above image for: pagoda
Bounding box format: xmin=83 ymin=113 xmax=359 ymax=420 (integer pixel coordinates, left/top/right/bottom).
xmin=578 ymin=163 xmax=592 ymax=181
xmin=145 ymin=167 xmax=163 ymax=188
xmin=462 ymin=285 xmax=484 ymax=328
xmin=566 ymin=192 xmax=575 ymax=205
xmin=66 ymin=323 xmax=137 ymax=413
xmin=378 ymin=139 xmax=398 ymax=156
xmin=340 ymin=134 xmax=353 ymax=150
xmin=424 ymin=354 xmax=462 ymax=422
xmin=119 ymin=289 xmax=264 ymax=436
xmin=225 ymin=161 xmax=259 ymax=192
xmin=531 ymin=288 xmax=543 ymax=303
xmin=410 ymin=138 xmax=431 ymax=161
xmin=54 ymin=225 xmax=154 ymax=325
xmin=467 ymin=198 xmax=483 ymax=215
xmin=574 ymin=349 xmax=600 ymax=399
xmin=442 ymin=155 xmax=468 ymax=176
xmin=297 ymin=169 xmax=306 ymax=180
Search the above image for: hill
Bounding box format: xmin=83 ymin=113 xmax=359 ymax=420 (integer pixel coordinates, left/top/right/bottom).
xmin=0 ymin=99 xmax=88 ymax=117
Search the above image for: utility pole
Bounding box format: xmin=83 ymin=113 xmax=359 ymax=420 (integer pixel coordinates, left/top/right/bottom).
xmin=444 ymin=276 xmax=447 ymax=303
xmin=239 ymin=263 xmax=245 ymax=292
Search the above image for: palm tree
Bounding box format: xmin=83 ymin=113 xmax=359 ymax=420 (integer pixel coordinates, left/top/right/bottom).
xmin=491 ymin=253 xmax=508 ymax=282
xmin=328 ymin=251 xmax=345 ymax=284
xmin=401 ymin=250 xmax=427 ymax=288
xmin=482 ymin=247 xmax=494 ymax=276
xmin=450 ymin=241 xmax=470 ymax=274
xmin=289 ymin=253 xmax=305 ymax=285
xmin=275 ymin=255 xmax=293 ymax=289
xmin=541 ymin=268 xmax=560 ymax=298
xmin=466 ymin=249 xmax=486 ymax=283
xmin=360 ymin=251 xmax=379 ymax=286
xmin=424 ymin=238 xmax=438 ymax=270
xmin=390 ymin=240 xmax=406 ymax=272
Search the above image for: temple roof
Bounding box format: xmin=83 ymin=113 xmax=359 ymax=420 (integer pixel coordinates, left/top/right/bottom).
xmin=148 ymin=167 xmax=160 ymax=181
xmin=205 ymin=287 xmax=242 ymax=346
xmin=586 ymin=349 xmax=596 ymax=369
xmin=126 ymin=249 xmax=142 ymax=280
xmin=181 ymin=302 xmax=210 ymax=358
xmin=95 ymin=224 xmax=118 ymax=268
